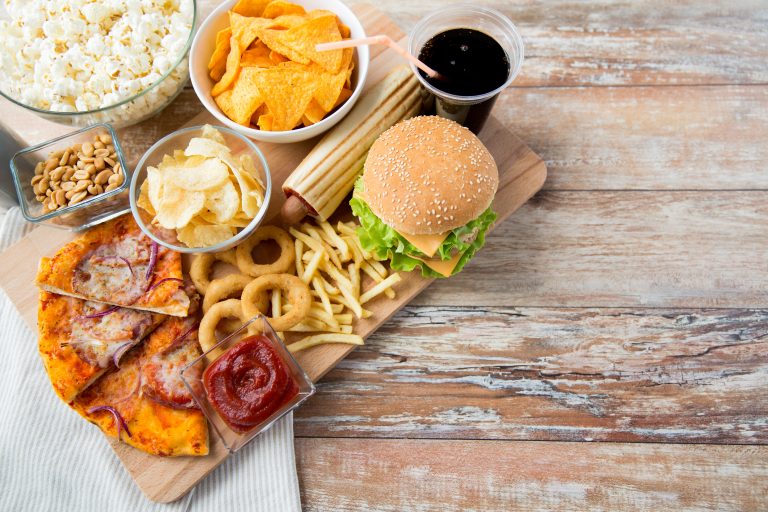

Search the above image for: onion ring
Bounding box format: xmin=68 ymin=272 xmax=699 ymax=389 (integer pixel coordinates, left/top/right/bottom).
xmin=190 ymin=251 xmax=243 ymax=295
xmin=199 ymin=299 xmax=248 ymax=352
xmin=235 ymin=226 xmax=295 ymax=277
xmin=190 ymin=254 xmax=216 ymax=295
xmin=242 ymin=274 xmax=311 ymax=331
xmin=202 ymin=274 xmax=267 ymax=314
xmin=215 ymin=249 xmax=238 ymax=267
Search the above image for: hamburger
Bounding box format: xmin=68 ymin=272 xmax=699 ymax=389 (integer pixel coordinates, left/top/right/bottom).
xmin=350 ymin=116 xmax=498 ymax=278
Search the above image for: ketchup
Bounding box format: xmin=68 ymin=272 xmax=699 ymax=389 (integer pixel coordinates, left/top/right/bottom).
xmin=203 ymin=335 xmax=299 ymax=433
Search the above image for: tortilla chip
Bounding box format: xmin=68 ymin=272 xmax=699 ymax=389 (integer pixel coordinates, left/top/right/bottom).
xmin=208 ymin=27 xmax=232 ymax=71
xmin=211 ymin=36 xmax=243 ymax=97
xmin=215 ymin=72 xmax=265 ymax=126
xmin=277 ymin=14 xmax=343 ymax=73
xmin=267 ymin=14 xmax=307 ymax=29
xmin=242 ymin=65 xmax=319 ymax=130
xmin=259 ymin=28 xmax=310 ymax=64
xmin=241 ymin=43 xmax=273 ymax=67
xmin=303 ymin=98 xmax=326 ymax=125
xmin=334 ymin=87 xmax=353 ymax=108
xmin=311 ymin=47 xmax=353 ymax=111
xmin=232 ymin=0 xmax=270 ymax=17
xmin=262 ymin=0 xmax=306 ymax=18
xmin=257 ymin=113 xmax=274 ymax=131
xmin=269 ymin=50 xmax=289 ymax=64
xmin=229 ymin=11 xmax=269 ymax=50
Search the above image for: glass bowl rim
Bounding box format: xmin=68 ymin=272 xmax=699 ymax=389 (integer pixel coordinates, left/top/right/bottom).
xmin=406 ymin=3 xmax=525 ymax=104
xmin=179 ymin=314 xmax=316 ymax=452
xmin=11 ymin=122 xmax=131 ymax=223
xmin=0 ymin=0 xmax=198 ymax=117
xmin=128 ymin=123 xmax=273 ymax=254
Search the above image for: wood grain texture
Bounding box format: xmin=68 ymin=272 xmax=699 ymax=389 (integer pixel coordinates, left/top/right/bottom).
xmin=413 ymin=191 xmax=768 ymax=308
xmin=295 ymin=307 xmax=768 ymax=443
xmin=370 ymin=0 xmax=768 ymax=87
xmin=499 ymin=86 xmax=768 ymax=190
xmin=296 ymin=438 xmax=768 ymax=512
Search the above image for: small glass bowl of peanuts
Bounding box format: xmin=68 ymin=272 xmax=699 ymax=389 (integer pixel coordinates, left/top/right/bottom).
xmin=10 ymin=123 xmax=131 ymax=230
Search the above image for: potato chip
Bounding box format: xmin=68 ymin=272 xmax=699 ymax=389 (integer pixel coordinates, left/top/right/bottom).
xmin=165 ymin=158 xmax=230 ymax=191
xmin=277 ymin=15 xmax=342 ymax=73
xmin=204 ymin=180 xmax=240 ymax=223
xmin=177 ymin=224 xmax=237 ymax=248
xmin=201 ymin=125 xmax=227 ymax=145
xmin=156 ymin=183 xmax=206 ymax=230
xmin=146 ymin=166 xmax=165 ymax=211
xmin=262 ymin=0 xmax=306 ymax=18
xmin=232 ymin=0 xmax=270 ymax=17
xmin=137 ymin=126 xmax=266 ymax=248
xmin=137 ymin=180 xmax=156 ymax=215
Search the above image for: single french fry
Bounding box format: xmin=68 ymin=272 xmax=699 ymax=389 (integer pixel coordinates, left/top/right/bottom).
xmin=348 ymin=262 xmax=359 ymax=299
xmin=302 ymin=249 xmax=325 ymax=283
xmin=337 ymin=221 xmax=356 ymax=236
xmin=295 ymin=238 xmax=305 ymax=277
xmin=287 ymin=333 xmax=364 ymax=353
xmin=312 ymin=276 xmax=335 ymax=318
xmin=271 ymin=288 xmax=282 ymax=317
xmin=360 ymin=261 xmax=396 ymax=298
xmin=360 ymin=273 xmax=402 ymax=304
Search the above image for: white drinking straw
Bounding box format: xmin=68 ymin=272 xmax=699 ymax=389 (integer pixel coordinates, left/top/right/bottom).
xmin=315 ymin=35 xmax=440 ymax=79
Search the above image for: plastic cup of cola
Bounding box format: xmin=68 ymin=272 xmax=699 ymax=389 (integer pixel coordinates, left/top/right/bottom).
xmin=407 ymin=5 xmax=524 ymax=134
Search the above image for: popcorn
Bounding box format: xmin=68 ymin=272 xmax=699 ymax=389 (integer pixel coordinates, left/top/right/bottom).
xmin=0 ymin=0 xmax=194 ymax=127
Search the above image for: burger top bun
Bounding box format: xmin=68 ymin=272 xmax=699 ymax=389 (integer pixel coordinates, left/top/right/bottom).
xmin=362 ymin=116 xmax=498 ymax=235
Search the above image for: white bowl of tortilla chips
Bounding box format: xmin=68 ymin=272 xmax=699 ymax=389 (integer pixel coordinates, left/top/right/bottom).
xmin=190 ymin=0 xmax=370 ymax=143
xmin=129 ymin=124 xmax=272 ymax=253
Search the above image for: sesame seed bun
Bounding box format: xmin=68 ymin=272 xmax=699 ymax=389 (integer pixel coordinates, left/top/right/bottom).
xmin=362 ymin=116 xmax=498 ymax=235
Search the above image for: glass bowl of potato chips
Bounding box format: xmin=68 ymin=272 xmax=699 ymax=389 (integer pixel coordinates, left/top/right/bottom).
xmin=129 ymin=124 xmax=272 ymax=253
xmin=189 ymin=0 xmax=369 ymax=143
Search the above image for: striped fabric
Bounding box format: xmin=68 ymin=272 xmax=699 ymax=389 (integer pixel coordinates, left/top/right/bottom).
xmin=0 ymin=207 xmax=302 ymax=512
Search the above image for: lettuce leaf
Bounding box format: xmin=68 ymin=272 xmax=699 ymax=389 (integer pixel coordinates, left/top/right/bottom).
xmin=350 ymin=180 xmax=496 ymax=278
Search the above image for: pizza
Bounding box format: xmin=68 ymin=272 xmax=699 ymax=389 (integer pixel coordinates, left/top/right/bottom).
xmin=72 ymin=316 xmax=208 ymax=457
xmin=35 ymin=214 xmax=190 ymax=317
xmin=38 ymin=291 xmax=166 ymax=403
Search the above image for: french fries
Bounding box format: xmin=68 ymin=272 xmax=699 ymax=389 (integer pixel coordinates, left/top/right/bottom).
xmin=287 ymin=219 xmax=401 ymax=353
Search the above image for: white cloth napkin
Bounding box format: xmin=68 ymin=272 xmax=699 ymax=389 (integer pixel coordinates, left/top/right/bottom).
xmin=0 ymin=207 xmax=302 ymax=512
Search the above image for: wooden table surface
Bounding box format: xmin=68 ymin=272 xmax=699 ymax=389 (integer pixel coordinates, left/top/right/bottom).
xmin=3 ymin=0 xmax=767 ymax=510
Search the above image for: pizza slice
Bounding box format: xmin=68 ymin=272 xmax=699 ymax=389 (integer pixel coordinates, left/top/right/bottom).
xmin=38 ymin=291 xmax=166 ymax=403
xmin=35 ymin=213 xmax=190 ymax=317
xmin=71 ymin=316 xmax=208 ymax=457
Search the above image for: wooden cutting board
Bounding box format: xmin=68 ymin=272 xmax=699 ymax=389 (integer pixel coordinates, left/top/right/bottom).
xmin=0 ymin=4 xmax=546 ymax=503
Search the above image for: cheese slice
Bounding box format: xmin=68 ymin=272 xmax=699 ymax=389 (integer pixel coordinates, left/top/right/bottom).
xmin=355 ymin=187 xmax=451 ymax=258
xmin=412 ymin=253 xmax=463 ymax=278
xmin=399 ymin=231 xmax=451 ymax=258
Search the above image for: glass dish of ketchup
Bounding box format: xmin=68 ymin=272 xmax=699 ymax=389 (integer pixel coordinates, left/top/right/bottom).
xmin=181 ymin=315 xmax=314 ymax=453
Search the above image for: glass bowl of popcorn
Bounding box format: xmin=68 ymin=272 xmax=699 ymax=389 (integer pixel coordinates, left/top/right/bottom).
xmin=0 ymin=0 xmax=197 ymax=129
